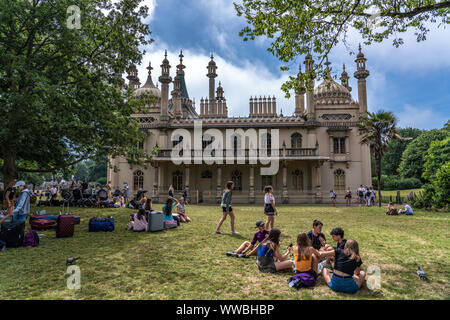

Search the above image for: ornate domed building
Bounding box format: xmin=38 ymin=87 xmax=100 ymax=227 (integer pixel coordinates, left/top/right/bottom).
xmin=108 ymin=46 xmax=372 ymax=204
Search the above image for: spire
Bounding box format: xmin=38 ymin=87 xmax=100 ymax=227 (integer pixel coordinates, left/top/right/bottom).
xmin=126 ymin=64 xmax=140 ymax=90
xmin=176 ymin=49 xmax=189 ymax=99
xmin=177 ymin=49 xmax=185 ymax=75
xmin=142 ymin=61 xmax=156 ymax=88
xmin=324 ymin=57 xmax=332 ymax=80
xmin=207 ymin=53 xmax=218 ymax=101
xmin=340 ymin=63 xmax=351 ymax=92
xmin=354 ymin=44 xmax=370 ymax=115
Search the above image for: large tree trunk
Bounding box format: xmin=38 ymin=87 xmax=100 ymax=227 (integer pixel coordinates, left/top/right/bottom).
xmin=2 ymin=149 xmax=18 ymax=188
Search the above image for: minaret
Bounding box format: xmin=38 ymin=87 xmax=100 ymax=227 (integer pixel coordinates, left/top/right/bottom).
xmin=304 ymin=53 xmax=316 ymax=120
xmin=177 ymin=50 xmax=189 ymax=99
xmin=294 ymin=64 xmax=305 ymax=115
xmin=340 ymin=64 xmax=352 ymax=92
xmin=172 ymin=74 xmax=182 ymax=118
xmin=127 ymin=64 xmax=140 ymax=90
xmin=354 ymin=44 xmax=370 ymax=114
xmin=159 ymin=50 xmax=172 ymax=123
xmin=207 ymin=54 xmax=218 ymax=102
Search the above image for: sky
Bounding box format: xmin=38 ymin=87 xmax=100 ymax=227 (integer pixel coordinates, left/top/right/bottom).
xmin=133 ymin=0 xmax=450 ymax=130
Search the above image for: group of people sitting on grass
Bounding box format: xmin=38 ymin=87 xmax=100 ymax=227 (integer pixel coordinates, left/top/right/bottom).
xmin=226 ymin=220 xmax=366 ymax=294
xmin=386 ymin=201 xmax=414 ymax=215
xmin=126 ymin=185 xmax=191 ymax=232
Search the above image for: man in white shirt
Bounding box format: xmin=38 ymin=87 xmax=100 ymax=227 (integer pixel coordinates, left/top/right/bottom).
xmin=399 ymin=201 xmax=414 ymax=215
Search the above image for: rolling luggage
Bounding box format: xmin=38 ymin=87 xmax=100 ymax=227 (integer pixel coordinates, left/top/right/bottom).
xmin=0 ymin=221 xmax=25 ymax=247
xmin=147 ymin=211 xmax=164 ymax=232
xmin=89 ymin=216 xmax=115 ymax=232
xmin=56 ymin=215 xmax=75 ymax=238
xmin=31 ymin=219 xmax=56 ymax=231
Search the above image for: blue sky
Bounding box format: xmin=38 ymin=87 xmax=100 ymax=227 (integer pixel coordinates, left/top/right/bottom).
xmin=135 ymin=0 xmax=449 ymax=130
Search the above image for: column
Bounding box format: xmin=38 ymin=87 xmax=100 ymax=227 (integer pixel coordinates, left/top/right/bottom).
xmin=249 ymin=166 xmax=255 ymax=204
xmin=152 ymin=164 xmax=159 ymax=203
xmin=185 ymin=165 xmax=190 ymax=202
xmin=216 ymin=165 xmax=222 ymax=203
xmin=315 ymin=161 xmax=322 ymax=203
xmin=282 ymin=164 xmax=288 ymax=204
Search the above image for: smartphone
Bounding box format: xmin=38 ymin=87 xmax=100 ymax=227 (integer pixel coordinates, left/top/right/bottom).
xmin=288 ymin=243 xmax=293 ymax=249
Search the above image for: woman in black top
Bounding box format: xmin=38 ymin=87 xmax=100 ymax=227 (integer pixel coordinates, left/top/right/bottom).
xmin=3 ymin=180 xmax=16 ymax=217
xmin=321 ymin=239 xmax=366 ymax=294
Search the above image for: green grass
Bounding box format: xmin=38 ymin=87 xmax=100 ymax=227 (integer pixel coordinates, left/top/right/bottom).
xmin=0 ymin=205 xmax=449 ymax=300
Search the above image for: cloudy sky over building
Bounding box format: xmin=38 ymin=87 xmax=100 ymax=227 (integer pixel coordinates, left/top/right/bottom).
xmin=134 ymin=0 xmax=449 ymax=130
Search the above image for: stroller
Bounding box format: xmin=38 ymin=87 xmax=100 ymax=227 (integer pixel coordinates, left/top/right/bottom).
xmin=97 ymin=188 xmax=109 ymax=208
xmin=129 ymin=189 xmax=147 ymax=209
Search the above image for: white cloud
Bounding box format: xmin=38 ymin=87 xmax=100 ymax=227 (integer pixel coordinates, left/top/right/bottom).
xmin=396 ymin=104 xmax=447 ymax=130
xmin=135 ymin=42 xmax=296 ymax=117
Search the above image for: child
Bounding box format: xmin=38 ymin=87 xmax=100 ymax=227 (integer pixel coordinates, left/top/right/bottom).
xmin=321 ymin=239 xmax=366 ymax=294
xmin=399 ymin=201 xmax=414 ymax=215
xmin=256 ymin=228 xmax=293 ymax=273
xmin=133 ymin=209 xmax=148 ymax=232
xmin=215 ymin=181 xmax=238 ymax=235
xmin=226 ymin=220 xmax=269 ymax=258
xmin=344 ymin=187 xmax=352 ymax=206
xmin=330 ymin=190 xmax=337 ymax=207
xmin=386 ymin=202 xmax=398 ymax=215
xmin=263 ymin=186 xmax=277 ymax=230
xmin=175 ymin=197 xmax=191 ymax=223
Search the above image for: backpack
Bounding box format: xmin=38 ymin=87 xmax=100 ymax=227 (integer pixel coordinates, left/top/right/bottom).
xmin=23 ymin=230 xmax=40 ymax=247
xmin=288 ymin=272 xmax=316 ymax=289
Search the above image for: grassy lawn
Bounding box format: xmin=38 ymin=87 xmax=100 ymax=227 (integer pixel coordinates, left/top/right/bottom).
xmin=0 ymin=204 xmax=448 ymax=300
xmin=380 ymin=189 xmax=423 ymax=198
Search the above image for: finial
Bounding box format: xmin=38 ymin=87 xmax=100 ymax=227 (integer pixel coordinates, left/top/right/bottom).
xmin=343 ymin=63 xmax=346 ymax=72
xmin=324 ymin=57 xmax=331 ymax=69
xmin=219 ymin=81 xmax=221 ymax=86
xmin=210 ymin=53 xmax=214 ymax=60
xmin=147 ymin=61 xmax=153 ymax=73
xmin=165 ymin=50 xmax=168 ymax=59
xmin=179 ymin=49 xmax=184 ymax=63
xmin=358 ymin=43 xmax=362 ymax=53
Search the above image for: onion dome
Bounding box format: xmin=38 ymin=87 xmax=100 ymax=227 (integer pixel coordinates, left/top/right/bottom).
xmin=133 ymin=61 xmax=161 ymax=98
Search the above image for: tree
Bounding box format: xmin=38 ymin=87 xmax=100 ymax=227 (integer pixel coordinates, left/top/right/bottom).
xmin=358 ymin=110 xmax=409 ymax=206
xmin=422 ymin=137 xmax=450 ymax=182
xmin=381 ymin=127 xmax=423 ymax=176
xmin=398 ymin=129 xmax=449 ymax=180
xmin=234 ymin=0 xmax=450 ymax=95
xmin=0 ymin=0 xmax=157 ymax=187
xmin=432 ymin=161 xmax=450 ymax=208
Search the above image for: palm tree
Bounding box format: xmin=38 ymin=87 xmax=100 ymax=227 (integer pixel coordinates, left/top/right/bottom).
xmin=358 ymin=110 xmax=410 ymax=207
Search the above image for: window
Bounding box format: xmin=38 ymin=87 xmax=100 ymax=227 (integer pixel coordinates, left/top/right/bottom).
xmin=133 ymin=170 xmax=144 ymax=190
xmin=261 ymin=176 xmax=273 ymax=190
xmin=291 ymin=133 xmax=302 ymax=149
xmin=138 ymin=140 xmax=144 ymax=150
xmin=232 ymin=134 xmax=242 ymax=157
xmin=333 ymin=137 xmax=346 ymax=154
xmin=231 ymin=170 xmax=242 ymax=191
xmin=334 ymin=169 xmax=345 ymax=191
xmin=201 ymin=170 xmax=212 ymax=179
xmin=261 ymin=133 xmax=272 ymax=156
xmin=292 ymin=169 xmax=304 ymax=191
xmin=172 ymin=170 xmax=183 ymax=191
xmin=173 ymin=135 xmax=183 ymax=156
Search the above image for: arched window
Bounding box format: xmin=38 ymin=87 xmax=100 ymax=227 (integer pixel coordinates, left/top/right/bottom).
xmin=172 ymin=135 xmax=183 ymax=156
xmin=133 ymin=170 xmax=144 ymax=190
xmin=232 ymin=134 xmax=242 ymax=157
xmin=231 ymin=170 xmax=242 ymax=191
xmin=292 ymin=169 xmax=304 ymax=191
xmin=291 ymin=133 xmax=302 ymax=149
xmin=172 ymin=170 xmax=183 ymax=191
xmin=261 ymin=133 xmax=272 ymax=156
xmin=334 ymin=169 xmax=345 ymax=191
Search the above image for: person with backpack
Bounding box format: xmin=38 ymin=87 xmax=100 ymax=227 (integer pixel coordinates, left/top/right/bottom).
xmin=226 ymin=220 xmax=269 ymax=258
xmin=256 ymin=228 xmax=293 ymax=273
xmin=321 ymin=239 xmax=366 ymax=294
xmin=133 ymin=209 xmax=148 ymax=232
xmin=12 ymin=181 xmax=31 ymax=223
xmin=263 ymin=186 xmax=277 ymax=230
xmin=215 ymin=181 xmax=238 ymax=235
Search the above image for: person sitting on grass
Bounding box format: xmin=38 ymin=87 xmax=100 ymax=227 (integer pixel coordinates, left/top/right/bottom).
xmin=175 ymin=197 xmax=191 ymax=223
xmin=227 ymin=220 xmax=269 ymax=258
xmin=319 ymin=227 xmax=347 ymax=272
xmin=133 ymin=208 xmax=148 ymax=232
xmin=386 ymin=202 xmax=398 ymax=215
xmin=307 ymin=220 xmax=331 ymax=251
xmin=293 ymin=232 xmax=323 ymax=283
xmin=144 ymin=198 xmax=153 ymax=212
xmin=162 ymin=197 xmax=178 ymax=221
xmin=256 ymin=228 xmax=293 ymax=273
xmin=399 ymin=201 xmax=414 ymax=215
xmin=321 ymin=239 xmax=366 ymax=294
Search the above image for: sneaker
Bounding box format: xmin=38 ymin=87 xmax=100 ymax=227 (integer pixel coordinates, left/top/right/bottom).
xmin=318 ymin=260 xmax=327 ymax=274
xmin=238 ymin=253 xmax=249 ymax=258
xmin=231 ymin=231 xmax=239 ymax=235
xmin=215 ymin=230 xmax=222 ymax=234
xmin=226 ymin=251 xmax=237 ymax=257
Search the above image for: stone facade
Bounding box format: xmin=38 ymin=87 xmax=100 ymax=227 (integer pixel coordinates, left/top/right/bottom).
xmin=108 ymin=48 xmax=372 ymax=204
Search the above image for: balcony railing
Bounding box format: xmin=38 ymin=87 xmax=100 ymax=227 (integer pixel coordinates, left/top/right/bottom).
xmin=153 ymin=148 xmax=318 ymax=159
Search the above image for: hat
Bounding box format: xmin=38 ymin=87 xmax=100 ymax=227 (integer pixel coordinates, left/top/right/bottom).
xmin=255 ymin=220 xmax=265 ymax=228
xmin=13 ymin=180 xmax=25 ymax=188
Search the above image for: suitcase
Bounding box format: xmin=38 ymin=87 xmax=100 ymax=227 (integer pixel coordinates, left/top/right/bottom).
xmin=88 ymin=216 xmax=114 ymax=232
xmin=164 ymin=220 xmax=178 ymax=229
xmin=56 ymin=215 xmax=75 ymax=238
xmin=147 ymin=211 xmax=164 ymax=232
xmin=30 ymin=215 xmax=59 ymax=223
xmin=73 ymin=215 xmax=80 ymax=225
xmin=0 ymin=221 xmax=25 ymax=247
xmin=31 ymin=219 xmax=57 ymax=231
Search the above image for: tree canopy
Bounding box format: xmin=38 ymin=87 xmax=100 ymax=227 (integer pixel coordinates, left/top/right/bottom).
xmin=234 ymin=0 xmax=450 ymax=95
xmin=0 ymin=0 xmax=156 ymax=186
xmin=422 ymin=137 xmax=450 ymax=182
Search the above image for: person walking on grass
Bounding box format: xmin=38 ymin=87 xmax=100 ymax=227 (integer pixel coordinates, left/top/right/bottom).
xmin=330 ymin=189 xmax=337 ymax=207
xmin=263 ymin=185 xmax=277 ymax=230
xmin=215 ymin=181 xmax=238 ymax=235
xmin=345 ymin=187 xmax=352 ymax=206
xmin=321 ymin=239 xmax=366 ymax=294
